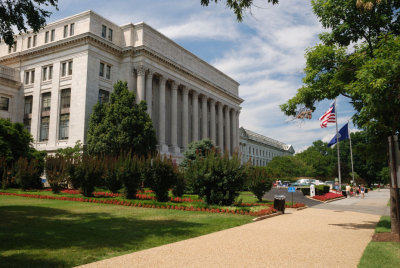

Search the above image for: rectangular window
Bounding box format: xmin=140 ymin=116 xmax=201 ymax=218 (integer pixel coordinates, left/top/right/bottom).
xmin=60 ymin=89 xmax=71 ymax=109
xmin=99 ymin=62 xmax=104 ymax=77
xmin=42 ymin=67 xmax=47 ymax=81
xmin=98 ymin=89 xmax=109 ymax=104
xmin=64 ymin=25 xmax=68 ymax=38
xmin=106 ymin=65 xmax=111 ymax=79
xmin=45 ymin=31 xmax=49 ymax=43
xmin=13 ymin=41 xmax=17 ymax=52
xmin=48 ymin=66 xmax=53 ymax=80
xmin=24 ymin=96 xmax=33 ymax=115
xmin=0 ymin=97 xmax=9 ymax=111
xmin=27 ymin=37 xmax=32 ymax=48
xmin=30 ymin=70 xmax=35 ymax=84
xmin=41 ymin=92 xmax=51 ymax=112
xmin=25 ymin=71 xmax=30 ymax=85
xmin=101 ymin=25 xmax=107 ymax=38
xmin=23 ymin=118 xmax=31 ymax=133
xmin=51 ymin=29 xmax=55 ymax=41
xmin=59 ymin=114 xmax=69 ymax=140
xmin=108 ymin=28 xmax=113 ymax=41
xmin=33 ymin=35 xmax=37 ymax=47
xmin=61 ymin=62 xmax=67 ymax=77
xmin=40 ymin=116 xmax=50 ymax=141
xmin=68 ymin=61 xmax=73 ymax=75
xmin=70 ymin=23 xmax=74 ymax=36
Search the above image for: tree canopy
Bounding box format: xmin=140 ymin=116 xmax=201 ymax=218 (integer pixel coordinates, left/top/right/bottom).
xmin=0 ymin=0 xmax=58 ymax=47
xmin=280 ymin=0 xmax=400 ymax=140
xmin=200 ymin=0 xmax=278 ymax=21
xmin=87 ymin=81 xmax=157 ymax=157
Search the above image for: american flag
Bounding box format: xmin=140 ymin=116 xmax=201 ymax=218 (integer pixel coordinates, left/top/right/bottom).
xmin=319 ymin=101 xmax=336 ymax=128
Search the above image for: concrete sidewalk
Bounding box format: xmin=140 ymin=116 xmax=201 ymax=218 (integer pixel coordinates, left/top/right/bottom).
xmin=78 ymin=190 xmax=389 ymax=268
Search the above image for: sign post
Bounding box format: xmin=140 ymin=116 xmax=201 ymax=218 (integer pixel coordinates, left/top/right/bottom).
xmin=288 ymin=187 xmax=296 ymax=208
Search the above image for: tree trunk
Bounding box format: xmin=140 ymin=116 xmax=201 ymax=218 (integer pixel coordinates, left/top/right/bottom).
xmin=388 ymin=135 xmax=400 ymax=236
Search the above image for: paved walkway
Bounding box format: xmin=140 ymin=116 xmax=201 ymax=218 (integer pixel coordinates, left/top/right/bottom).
xmin=263 ymin=188 xmax=321 ymax=207
xmin=78 ymin=190 xmax=389 ymax=268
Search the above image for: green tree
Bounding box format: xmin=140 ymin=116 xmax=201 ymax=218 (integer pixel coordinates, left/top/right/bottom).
xmin=280 ymin=0 xmax=400 ymax=234
xmin=180 ymin=138 xmax=215 ymax=168
xmin=0 ymin=0 xmax=58 ymax=46
xmin=200 ymin=0 xmax=278 ymax=21
xmin=87 ymin=81 xmax=157 ymax=156
xmin=264 ymin=155 xmax=315 ymax=179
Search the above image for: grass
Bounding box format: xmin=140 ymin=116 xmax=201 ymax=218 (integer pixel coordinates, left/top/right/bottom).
xmin=358 ymin=216 xmax=400 ymax=268
xmin=0 ymin=195 xmax=252 ymax=268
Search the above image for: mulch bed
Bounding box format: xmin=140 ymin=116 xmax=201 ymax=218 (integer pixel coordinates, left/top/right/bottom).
xmin=372 ymin=233 xmax=400 ymax=242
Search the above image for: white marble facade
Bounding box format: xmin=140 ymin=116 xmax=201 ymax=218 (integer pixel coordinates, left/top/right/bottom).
xmin=239 ymin=127 xmax=295 ymax=166
xmin=0 ymin=11 xmax=243 ymax=157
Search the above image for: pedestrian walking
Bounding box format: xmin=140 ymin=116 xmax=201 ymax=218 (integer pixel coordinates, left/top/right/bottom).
xmin=360 ymin=184 xmax=365 ymax=198
xmin=345 ymin=184 xmax=351 ymax=198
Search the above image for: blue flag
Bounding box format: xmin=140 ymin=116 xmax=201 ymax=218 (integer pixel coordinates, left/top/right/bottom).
xmin=327 ymin=123 xmax=349 ymax=147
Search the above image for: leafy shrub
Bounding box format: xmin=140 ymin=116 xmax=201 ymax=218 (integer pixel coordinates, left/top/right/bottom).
xmin=15 ymin=157 xmax=43 ymax=190
xmin=45 ymin=155 xmax=69 ymax=193
xmin=315 ymin=185 xmax=330 ymax=195
xmin=301 ymin=187 xmax=310 ymax=196
xmin=117 ymin=154 xmax=143 ymax=199
xmin=144 ymin=154 xmax=177 ymax=202
xmin=247 ymin=166 xmax=272 ymax=201
xmin=186 ymin=151 xmax=245 ymax=206
xmin=103 ymin=155 xmax=121 ymax=193
xmin=180 ymin=139 xmax=215 ymax=169
xmin=70 ymin=155 xmax=102 ymax=197
xmin=172 ymin=168 xmax=185 ymax=197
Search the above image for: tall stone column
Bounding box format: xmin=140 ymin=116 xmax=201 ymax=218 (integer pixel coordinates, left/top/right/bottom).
xmin=210 ymin=99 xmax=216 ymax=145
xmin=218 ymin=103 xmax=224 ymax=153
xmin=171 ymin=81 xmax=179 ymax=153
xmin=145 ymin=69 xmax=153 ymax=117
xmin=201 ymin=96 xmax=208 ymax=140
xmin=182 ymin=87 xmax=189 ymax=150
xmin=236 ymin=110 xmax=240 ymax=151
xmin=231 ymin=109 xmax=237 ymax=153
xmin=192 ymin=91 xmax=199 ymax=141
xmin=224 ymin=106 xmax=231 ymax=155
xmin=158 ymin=76 xmax=168 ymax=152
xmin=136 ymin=65 xmax=146 ymax=104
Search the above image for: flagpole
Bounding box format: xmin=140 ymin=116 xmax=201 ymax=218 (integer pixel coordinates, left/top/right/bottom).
xmin=348 ymin=121 xmax=355 ymax=185
xmin=335 ymin=99 xmax=342 ymax=191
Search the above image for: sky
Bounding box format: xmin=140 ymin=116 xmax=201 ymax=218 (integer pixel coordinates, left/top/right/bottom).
xmin=45 ymin=0 xmax=357 ymax=153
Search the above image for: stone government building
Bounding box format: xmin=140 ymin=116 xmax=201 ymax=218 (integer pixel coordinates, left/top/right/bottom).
xmin=239 ymin=127 xmax=295 ymax=166
xmin=0 ymin=10 xmax=243 ymax=158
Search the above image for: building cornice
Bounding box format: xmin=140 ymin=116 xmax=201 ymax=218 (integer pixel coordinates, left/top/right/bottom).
xmin=0 ymin=32 xmax=243 ymax=105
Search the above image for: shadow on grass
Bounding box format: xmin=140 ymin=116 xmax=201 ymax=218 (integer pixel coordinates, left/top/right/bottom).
xmin=0 ymin=205 xmax=203 ymax=268
xmin=329 ymin=221 xmax=377 ymax=230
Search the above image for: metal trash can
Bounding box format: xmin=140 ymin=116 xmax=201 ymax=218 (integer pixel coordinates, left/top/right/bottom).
xmin=274 ymin=195 xmax=286 ymax=214
xmin=342 ymin=190 xmax=347 ymax=197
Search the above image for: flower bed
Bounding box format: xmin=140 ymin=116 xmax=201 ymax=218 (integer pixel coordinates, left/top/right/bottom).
xmin=0 ymin=192 xmax=277 ymax=217
xmin=312 ymin=192 xmax=343 ymax=201
xmin=286 ymin=203 xmax=305 ymax=208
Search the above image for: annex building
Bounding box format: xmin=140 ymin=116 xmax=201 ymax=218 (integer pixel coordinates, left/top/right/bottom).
xmin=239 ymin=127 xmax=294 ymax=166
xmin=0 ymin=11 xmax=243 ymax=157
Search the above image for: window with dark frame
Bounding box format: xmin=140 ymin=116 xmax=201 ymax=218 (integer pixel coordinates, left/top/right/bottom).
xmin=45 ymin=31 xmax=49 ymax=43
xmin=40 ymin=116 xmax=50 ymax=141
xmin=61 ymin=62 xmax=67 ymax=77
xmin=59 ymin=114 xmax=69 ymax=140
xmin=108 ymin=28 xmax=113 ymax=41
xmin=68 ymin=61 xmax=73 ymax=75
xmin=101 ymin=25 xmax=107 ymax=38
xmin=24 ymin=96 xmax=33 ymax=115
xmin=64 ymin=25 xmax=68 ymax=38
xmin=25 ymin=70 xmax=35 ymax=85
xmin=42 ymin=67 xmax=47 ymax=81
xmin=27 ymin=37 xmax=31 ymax=48
xmin=51 ymin=29 xmax=55 ymax=41
xmin=33 ymin=35 xmax=37 ymax=47
xmin=106 ymin=65 xmax=111 ymax=79
xmin=70 ymin=23 xmax=75 ymax=36
xmin=41 ymin=92 xmax=51 ymax=112
xmin=60 ymin=89 xmax=71 ymax=109
xmin=13 ymin=41 xmax=17 ymax=52
xmin=98 ymin=89 xmax=109 ymax=104
xmin=99 ymin=62 xmax=104 ymax=77
xmin=0 ymin=97 xmax=9 ymax=111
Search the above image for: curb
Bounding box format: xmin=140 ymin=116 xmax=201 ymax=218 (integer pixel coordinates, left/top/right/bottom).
xmin=252 ymin=211 xmax=282 ymax=222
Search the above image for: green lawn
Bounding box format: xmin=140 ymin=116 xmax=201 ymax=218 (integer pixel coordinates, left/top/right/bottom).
xmin=358 ymin=216 xmax=400 ymax=268
xmin=0 ymin=195 xmax=252 ymax=268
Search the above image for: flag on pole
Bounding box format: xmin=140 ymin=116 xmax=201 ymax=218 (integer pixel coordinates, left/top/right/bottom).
xmin=319 ymin=101 xmax=336 ymax=128
xmin=328 ymin=122 xmax=349 ymax=147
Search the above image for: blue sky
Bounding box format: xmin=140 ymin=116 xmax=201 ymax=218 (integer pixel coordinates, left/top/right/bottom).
xmin=46 ymin=0 xmax=356 ymax=152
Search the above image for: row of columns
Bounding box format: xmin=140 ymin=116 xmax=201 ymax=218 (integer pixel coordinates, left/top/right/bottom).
xmin=134 ymin=65 xmax=240 ymax=155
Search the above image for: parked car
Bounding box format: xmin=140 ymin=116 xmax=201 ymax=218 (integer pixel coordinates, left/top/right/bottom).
xmin=282 ymin=181 xmax=292 ymax=187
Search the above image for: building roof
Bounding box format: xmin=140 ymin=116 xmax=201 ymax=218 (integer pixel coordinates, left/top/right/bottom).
xmin=239 ymin=127 xmax=295 ymax=154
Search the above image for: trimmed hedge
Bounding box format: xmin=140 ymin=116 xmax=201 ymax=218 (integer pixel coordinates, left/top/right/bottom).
xmin=300 ymin=187 xmax=310 ymax=196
